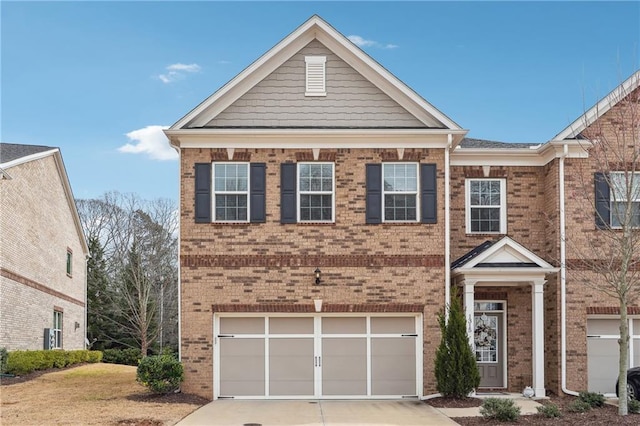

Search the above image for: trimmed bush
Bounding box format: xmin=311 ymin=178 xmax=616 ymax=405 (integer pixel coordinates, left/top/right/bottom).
xmin=537 ymin=403 xmax=562 ymax=418
xmin=567 ymin=399 xmax=591 ymax=413
xmin=628 ymin=398 xmax=640 ymax=414
xmin=479 ymin=398 xmax=521 ymax=422
xmin=5 ymin=350 xmax=101 ymax=375
xmin=137 ymin=355 xmax=184 ymax=394
xmin=0 ymin=347 xmax=8 ymax=374
xmin=102 ymin=348 xmax=142 ymax=366
xmin=578 ymin=391 xmax=606 ymax=408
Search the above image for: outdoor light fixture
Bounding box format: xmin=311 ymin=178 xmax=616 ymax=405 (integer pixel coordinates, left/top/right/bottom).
xmin=314 ymin=267 xmax=322 ymax=285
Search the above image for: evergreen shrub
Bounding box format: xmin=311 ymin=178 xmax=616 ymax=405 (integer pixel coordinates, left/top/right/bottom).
xmin=137 ymin=355 xmax=184 ymax=394
xmin=479 ymin=398 xmax=521 ymax=422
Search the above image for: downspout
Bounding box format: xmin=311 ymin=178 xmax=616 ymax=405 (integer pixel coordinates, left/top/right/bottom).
xmin=421 ymin=133 xmax=452 ymax=401
xmin=445 ymin=133 xmax=452 ymax=309
xmin=85 ymin=253 xmax=89 ymax=349
xmin=560 ymin=143 xmax=579 ymax=396
xmin=176 ymin=145 xmax=182 ymax=361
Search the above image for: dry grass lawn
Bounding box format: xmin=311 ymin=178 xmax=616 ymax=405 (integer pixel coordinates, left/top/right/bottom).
xmin=0 ymin=363 xmax=206 ymax=425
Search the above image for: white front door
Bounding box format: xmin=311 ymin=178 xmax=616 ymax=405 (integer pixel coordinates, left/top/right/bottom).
xmin=215 ymin=314 xmax=420 ymax=399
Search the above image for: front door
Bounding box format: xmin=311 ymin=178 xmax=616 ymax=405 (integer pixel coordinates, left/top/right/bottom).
xmin=474 ymin=311 xmax=504 ymax=388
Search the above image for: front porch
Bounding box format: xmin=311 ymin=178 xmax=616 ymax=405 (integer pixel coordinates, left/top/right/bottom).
xmin=451 ymin=237 xmax=558 ymax=398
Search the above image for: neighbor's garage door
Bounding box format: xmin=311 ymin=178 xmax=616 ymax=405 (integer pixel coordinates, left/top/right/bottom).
xmin=587 ymin=318 xmax=640 ymax=394
xmin=215 ymin=315 xmax=419 ymax=399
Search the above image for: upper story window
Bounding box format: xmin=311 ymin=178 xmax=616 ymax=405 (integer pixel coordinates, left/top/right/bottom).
xmin=298 ymin=163 xmax=334 ymax=222
xmin=610 ymin=171 xmax=640 ymax=228
xmin=383 ymin=163 xmax=418 ymax=222
xmin=305 ymin=56 xmax=326 ymax=96
xmin=66 ymin=249 xmax=72 ymax=276
xmin=213 ymin=163 xmax=249 ymax=222
xmin=53 ymin=310 xmax=63 ymax=349
xmin=466 ymin=179 xmax=507 ymax=234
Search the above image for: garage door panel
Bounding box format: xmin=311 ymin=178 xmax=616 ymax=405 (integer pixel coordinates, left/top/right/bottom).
xmin=371 ymin=317 xmax=415 ymax=334
xmin=371 ymin=337 xmax=416 ymax=395
xmin=322 ymin=338 xmax=367 ymax=395
xmin=220 ymin=317 xmax=264 ymax=334
xmin=587 ymin=338 xmax=618 ymax=394
xmin=322 ymin=317 xmax=366 ymax=334
xmin=269 ymin=338 xmax=314 ymax=396
xmin=219 ymin=338 xmax=265 ymax=396
xmin=270 ymin=317 xmax=314 ymax=334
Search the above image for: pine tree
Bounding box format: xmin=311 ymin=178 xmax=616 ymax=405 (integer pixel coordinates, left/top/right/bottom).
xmin=435 ymin=299 xmax=480 ymax=398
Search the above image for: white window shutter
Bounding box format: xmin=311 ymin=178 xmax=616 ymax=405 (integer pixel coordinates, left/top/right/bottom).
xmin=305 ymin=56 xmax=326 ymax=96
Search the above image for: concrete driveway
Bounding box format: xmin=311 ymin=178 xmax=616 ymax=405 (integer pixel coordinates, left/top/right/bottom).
xmin=176 ymin=400 xmax=458 ymax=425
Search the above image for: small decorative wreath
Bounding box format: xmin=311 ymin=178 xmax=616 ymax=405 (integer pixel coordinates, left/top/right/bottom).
xmin=474 ymin=322 xmax=497 ymax=348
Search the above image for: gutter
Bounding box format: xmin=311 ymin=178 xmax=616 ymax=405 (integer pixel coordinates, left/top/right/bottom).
xmin=559 ymin=143 xmax=579 ymax=396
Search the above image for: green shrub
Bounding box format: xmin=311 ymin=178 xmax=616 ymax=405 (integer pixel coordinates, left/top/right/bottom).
xmin=5 ymin=350 xmax=101 ymax=375
xmin=479 ymin=398 xmax=521 ymax=422
xmin=578 ymin=391 xmax=606 ymax=408
xmin=102 ymin=348 xmax=142 ymax=366
xmin=537 ymin=403 xmax=562 ymax=418
xmin=137 ymin=355 xmax=184 ymax=394
xmin=628 ymin=398 xmax=640 ymax=414
xmin=434 ymin=300 xmax=480 ymax=398
xmin=87 ymin=350 xmax=103 ymax=363
xmin=567 ymin=399 xmax=591 ymax=413
xmin=0 ymin=347 xmax=8 ymax=374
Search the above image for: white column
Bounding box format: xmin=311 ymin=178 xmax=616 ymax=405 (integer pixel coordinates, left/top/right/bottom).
xmin=463 ymin=281 xmax=476 ymax=348
xmin=532 ymin=279 xmax=546 ymax=397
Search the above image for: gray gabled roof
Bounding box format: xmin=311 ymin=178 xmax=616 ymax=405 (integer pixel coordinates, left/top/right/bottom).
xmin=0 ymin=143 xmax=57 ymax=164
xmin=460 ymin=138 xmax=540 ymax=149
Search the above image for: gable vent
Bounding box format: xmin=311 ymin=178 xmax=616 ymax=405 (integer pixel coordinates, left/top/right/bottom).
xmin=305 ymin=56 xmax=326 ymax=96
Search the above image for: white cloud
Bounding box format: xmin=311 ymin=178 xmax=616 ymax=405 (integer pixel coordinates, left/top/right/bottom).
xmin=157 ymin=62 xmax=201 ymax=84
xmin=348 ymin=35 xmax=398 ymax=50
xmin=118 ymin=125 xmax=177 ymax=161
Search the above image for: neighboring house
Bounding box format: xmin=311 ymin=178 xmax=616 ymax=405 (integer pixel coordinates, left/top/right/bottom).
xmin=165 ymin=15 xmax=639 ymax=400
xmin=0 ymin=143 xmax=88 ymax=351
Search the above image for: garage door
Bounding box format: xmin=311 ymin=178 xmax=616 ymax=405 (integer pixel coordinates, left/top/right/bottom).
xmin=587 ymin=318 xmax=640 ymax=394
xmin=215 ymin=315 xmax=420 ymax=399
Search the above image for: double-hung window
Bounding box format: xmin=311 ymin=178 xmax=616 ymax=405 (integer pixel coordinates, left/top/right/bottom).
xmin=213 ymin=163 xmax=249 ymax=222
xmin=610 ymin=172 xmax=640 ymax=228
xmin=466 ymin=179 xmax=507 ymax=234
xmin=298 ymin=163 xmax=334 ymax=222
xmin=53 ymin=310 xmax=63 ymax=349
xmin=383 ymin=163 xmax=418 ymax=222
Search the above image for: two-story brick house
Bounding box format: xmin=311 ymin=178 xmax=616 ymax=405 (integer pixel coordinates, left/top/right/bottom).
xmin=166 ymin=15 xmax=639 ymax=400
xmin=0 ymin=143 xmax=88 ymax=351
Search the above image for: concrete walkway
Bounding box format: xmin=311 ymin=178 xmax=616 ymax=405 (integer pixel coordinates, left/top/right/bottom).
xmin=176 ymin=400 xmax=459 ymax=425
xmin=176 ymin=394 xmax=544 ymax=426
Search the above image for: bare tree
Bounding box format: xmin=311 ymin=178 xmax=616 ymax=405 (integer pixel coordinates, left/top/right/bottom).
xmin=567 ymin=72 xmax=639 ymax=415
xmin=76 ymin=192 xmax=179 ymax=355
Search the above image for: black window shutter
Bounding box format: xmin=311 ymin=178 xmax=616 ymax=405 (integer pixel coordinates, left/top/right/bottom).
xmin=594 ymin=172 xmax=610 ymax=229
xmin=281 ymin=163 xmax=297 ymax=223
xmin=250 ymin=163 xmax=266 ymax=223
xmin=366 ymin=164 xmax=382 ymax=224
xmin=421 ymin=164 xmax=437 ymax=224
xmin=194 ymin=163 xmax=211 ymax=223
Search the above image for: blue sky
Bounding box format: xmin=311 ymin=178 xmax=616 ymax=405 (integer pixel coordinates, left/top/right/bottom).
xmin=2 ymin=1 xmax=639 ymax=202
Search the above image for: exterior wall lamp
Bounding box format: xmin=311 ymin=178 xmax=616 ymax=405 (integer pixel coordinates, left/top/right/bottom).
xmin=314 ymin=267 xmax=322 ymax=285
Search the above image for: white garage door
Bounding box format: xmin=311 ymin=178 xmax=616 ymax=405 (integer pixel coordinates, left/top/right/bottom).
xmin=215 ymin=315 xmax=420 ymax=399
xmin=587 ymin=318 xmax=640 ymax=394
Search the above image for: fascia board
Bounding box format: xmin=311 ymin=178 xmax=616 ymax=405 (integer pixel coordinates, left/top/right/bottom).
xmin=553 ymin=70 xmax=640 ymax=141
xmin=171 ymin=18 xmax=319 ymax=130
xmin=52 ymin=152 xmax=90 ymax=256
xmin=462 ymin=236 xmax=555 ymax=269
xmin=451 ymin=140 xmax=590 ymax=166
xmin=166 ymin=128 xmax=466 ymax=149
xmin=314 ymin=31 xmax=463 ymax=130
xmin=0 ymin=148 xmax=59 ymax=169
xmin=172 ymin=15 xmax=464 ymax=132
xmin=452 ymin=268 xmax=559 ymax=280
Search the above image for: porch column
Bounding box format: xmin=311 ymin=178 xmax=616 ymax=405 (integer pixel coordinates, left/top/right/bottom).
xmin=532 ymin=279 xmax=546 ymax=397
xmin=463 ymin=280 xmax=476 ymax=349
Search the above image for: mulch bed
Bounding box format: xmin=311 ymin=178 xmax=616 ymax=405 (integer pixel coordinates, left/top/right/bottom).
xmin=426 ymin=395 xmax=640 ymax=425
xmin=0 ymin=366 xmax=76 ymax=386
